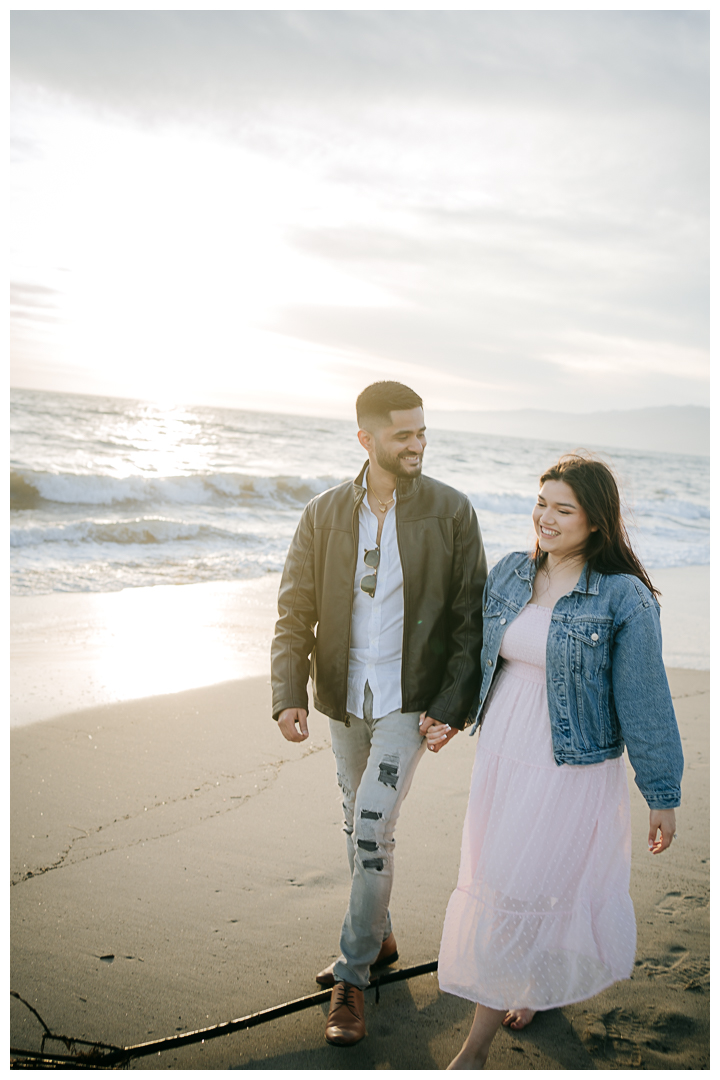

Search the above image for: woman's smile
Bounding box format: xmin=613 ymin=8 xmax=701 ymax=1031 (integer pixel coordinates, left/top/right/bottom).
xmin=532 ymin=479 xmax=596 ymax=561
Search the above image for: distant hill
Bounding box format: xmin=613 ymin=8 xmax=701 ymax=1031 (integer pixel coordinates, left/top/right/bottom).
xmin=430 ymin=405 xmax=709 ymax=456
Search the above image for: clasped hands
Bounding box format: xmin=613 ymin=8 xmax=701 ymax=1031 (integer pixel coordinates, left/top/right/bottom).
xmin=419 ymin=712 xmax=458 ymax=753
xmin=277 ymin=707 xmax=457 ymax=753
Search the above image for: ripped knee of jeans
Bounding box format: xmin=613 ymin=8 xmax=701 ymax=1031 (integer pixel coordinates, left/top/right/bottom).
xmin=377 ymin=754 xmax=400 ymax=790
xmin=360 ymin=855 xmax=384 ymax=872
xmin=357 ymin=824 xmax=386 ymax=870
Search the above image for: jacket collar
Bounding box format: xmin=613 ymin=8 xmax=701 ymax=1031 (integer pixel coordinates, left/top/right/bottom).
xmin=353 ymin=461 xmax=421 ymax=505
xmin=352 ymin=463 xmax=368 ymax=509
xmin=514 ymin=555 xmax=601 ymax=595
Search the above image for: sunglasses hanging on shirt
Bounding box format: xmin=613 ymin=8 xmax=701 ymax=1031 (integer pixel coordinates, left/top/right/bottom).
xmin=360 ymin=547 xmax=380 ymax=598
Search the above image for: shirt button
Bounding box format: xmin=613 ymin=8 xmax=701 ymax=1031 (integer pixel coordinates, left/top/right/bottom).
xmin=500 ymin=618 xmax=506 ymax=625
xmin=487 ymin=659 xmax=493 ymax=667
xmin=591 ymin=633 xmax=599 ymax=642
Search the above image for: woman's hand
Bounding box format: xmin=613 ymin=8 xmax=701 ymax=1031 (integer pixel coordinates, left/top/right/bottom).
xmin=648 ymin=809 xmax=677 ymax=854
xmin=419 ymin=712 xmax=458 ymax=753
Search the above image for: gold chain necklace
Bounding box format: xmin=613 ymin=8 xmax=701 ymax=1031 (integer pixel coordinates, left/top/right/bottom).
xmin=367 ymin=479 xmax=395 ymax=514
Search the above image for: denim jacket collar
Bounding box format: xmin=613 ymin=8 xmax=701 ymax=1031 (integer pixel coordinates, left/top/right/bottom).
xmin=514 ymin=555 xmax=601 ymax=596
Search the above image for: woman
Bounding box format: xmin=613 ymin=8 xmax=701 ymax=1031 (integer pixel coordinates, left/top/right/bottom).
xmin=426 ymin=453 xmax=683 ymax=1070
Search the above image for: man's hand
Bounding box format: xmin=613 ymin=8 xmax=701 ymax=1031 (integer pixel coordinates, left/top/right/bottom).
xmin=419 ymin=712 xmax=458 ymax=753
xmin=648 ymin=809 xmax=677 ymax=854
xmin=277 ymin=708 xmax=309 ymax=742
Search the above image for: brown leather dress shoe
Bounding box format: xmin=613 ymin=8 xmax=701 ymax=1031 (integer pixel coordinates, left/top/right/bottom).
xmin=316 ymin=931 xmax=398 ymax=987
xmin=324 ymin=981 xmax=366 ymax=1046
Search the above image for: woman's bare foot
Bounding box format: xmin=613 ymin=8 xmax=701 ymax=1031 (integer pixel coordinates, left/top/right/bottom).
xmin=502 ymin=1008 xmax=536 ymax=1030
xmin=445 ymin=1004 xmax=506 ymax=1069
xmin=446 ymin=1046 xmax=487 ymax=1069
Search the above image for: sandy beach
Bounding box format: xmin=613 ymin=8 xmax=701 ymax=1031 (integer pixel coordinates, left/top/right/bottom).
xmin=10 ymin=568 xmax=709 ymax=1069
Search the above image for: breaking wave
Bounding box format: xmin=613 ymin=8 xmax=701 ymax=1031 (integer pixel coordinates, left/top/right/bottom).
xmin=10 ymin=468 xmax=341 ymax=511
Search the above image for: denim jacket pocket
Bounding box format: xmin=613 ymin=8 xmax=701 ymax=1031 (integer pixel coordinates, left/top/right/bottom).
xmin=568 ymin=620 xmax=612 ymax=668
xmin=567 ymin=622 xmax=614 ymax=749
xmin=480 ymin=601 xmax=506 ymax=662
xmin=483 ymin=593 xmax=508 ymax=620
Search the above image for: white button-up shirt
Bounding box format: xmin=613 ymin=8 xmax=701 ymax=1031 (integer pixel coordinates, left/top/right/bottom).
xmin=346 ymin=475 xmax=404 ymax=720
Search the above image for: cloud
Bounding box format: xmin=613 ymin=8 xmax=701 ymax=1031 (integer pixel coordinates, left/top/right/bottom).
xmin=9 ymin=10 xmax=709 ymax=413
xmin=10 ymin=283 xmax=64 ymax=330
xmin=11 ymin=11 xmax=708 ymax=120
xmin=11 ymin=282 xmax=62 ymax=306
xmin=283 ymin=193 xmax=707 ymax=351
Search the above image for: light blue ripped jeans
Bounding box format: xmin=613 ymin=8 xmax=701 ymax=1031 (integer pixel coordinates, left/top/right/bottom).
xmin=329 ymin=683 xmax=426 ymax=988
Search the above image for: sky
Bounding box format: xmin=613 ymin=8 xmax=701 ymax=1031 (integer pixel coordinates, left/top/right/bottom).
xmin=10 ymin=9 xmax=710 ymax=419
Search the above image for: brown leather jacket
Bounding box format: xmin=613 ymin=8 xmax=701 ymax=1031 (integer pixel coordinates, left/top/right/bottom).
xmin=271 ymin=463 xmax=487 ymax=729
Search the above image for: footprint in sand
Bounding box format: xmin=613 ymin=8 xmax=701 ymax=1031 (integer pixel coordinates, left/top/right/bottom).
xmin=634 ymin=945 xmax=709 ymax=993
xmin=577 ymin=1008 xmax=701 ymax=1068
xmin=577 ymin=1007 xmax=644 ymax=1067
xmin=654 ymin=891 xmax=708 ymax=916
xmin=677 ymin=955 xmax=710 ymax=993
xmin=643 ymin=1012 xmax=697 ymax=1054
xmin=635 ymin=944 xmax=688 ymax=975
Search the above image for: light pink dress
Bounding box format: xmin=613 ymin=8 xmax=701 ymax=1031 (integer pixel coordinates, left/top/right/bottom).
xmin=438 ymin=603 xmax=636 ymax=1011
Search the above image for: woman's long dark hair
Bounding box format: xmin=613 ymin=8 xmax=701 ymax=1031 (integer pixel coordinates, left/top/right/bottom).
xmin=533 ymin=452 xmax=660 ymax=599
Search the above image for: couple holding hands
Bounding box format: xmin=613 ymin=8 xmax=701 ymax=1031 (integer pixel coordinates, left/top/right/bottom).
xmin=271 ymin=381 xmax=682 ymax=1069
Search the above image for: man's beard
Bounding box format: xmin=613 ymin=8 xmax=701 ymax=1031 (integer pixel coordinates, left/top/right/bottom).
xmin=375 ymin=444 xmax=424 ymax=478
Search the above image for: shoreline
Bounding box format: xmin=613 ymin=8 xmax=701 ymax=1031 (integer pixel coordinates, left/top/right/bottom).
xmin=10 ymin=564 xmax=709 ymax=729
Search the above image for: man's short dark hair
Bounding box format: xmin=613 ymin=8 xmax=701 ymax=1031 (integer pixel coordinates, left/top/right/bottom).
xmin=356 ymin=381 xmax=423 ymax=430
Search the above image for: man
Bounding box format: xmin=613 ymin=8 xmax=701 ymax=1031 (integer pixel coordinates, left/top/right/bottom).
xmin=271 ymin=381 xmax=487 ymax=1046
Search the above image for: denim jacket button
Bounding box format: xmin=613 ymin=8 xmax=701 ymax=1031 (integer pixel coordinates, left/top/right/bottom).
xmin=591 ymin=633 xmax=599 ymax=642
xmin=487 ymin=659 xmax=493 ymax=666
xmin=500 ymin=618 xmax=507 ymax=625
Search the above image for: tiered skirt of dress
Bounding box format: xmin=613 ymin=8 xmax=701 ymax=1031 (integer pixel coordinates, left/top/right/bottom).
xmin=439 ymin=603 xmax=636 ymax=1011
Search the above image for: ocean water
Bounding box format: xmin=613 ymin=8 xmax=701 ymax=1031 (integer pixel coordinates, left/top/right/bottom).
xmin=10 ymin=388 xmax=709 ymax=596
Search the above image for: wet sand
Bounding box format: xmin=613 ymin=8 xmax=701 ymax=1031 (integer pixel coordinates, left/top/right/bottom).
xmin=10 ymin=565 xmax=709 ymax=728
xmin=10 ymin=575 xmax=283 ymax=727
xmin=10 ymin=666 xmax=709 ymax=1069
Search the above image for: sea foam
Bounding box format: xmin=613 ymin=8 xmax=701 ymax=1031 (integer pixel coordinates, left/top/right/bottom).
xmin=10 ymin=388 xmax=710 ymax=595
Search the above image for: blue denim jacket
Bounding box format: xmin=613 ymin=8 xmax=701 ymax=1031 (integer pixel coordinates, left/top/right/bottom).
xmin=470 ymin=552 xmax=683 ymax=810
